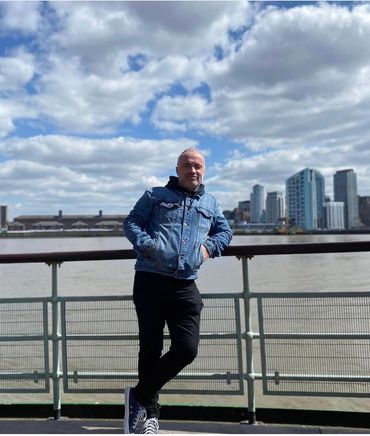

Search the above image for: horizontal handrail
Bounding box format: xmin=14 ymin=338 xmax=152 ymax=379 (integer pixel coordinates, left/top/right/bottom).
xmin=1 ymin=240 xmax=370 ymax=264
xmin=0 ymin=249 xmax=135 ymax=264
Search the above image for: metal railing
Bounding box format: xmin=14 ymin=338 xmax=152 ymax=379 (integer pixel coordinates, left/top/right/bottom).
xmin=1 ymin=241 xmax=370 ymax=422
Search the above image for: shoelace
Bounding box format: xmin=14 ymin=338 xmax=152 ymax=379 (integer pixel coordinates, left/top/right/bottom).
xmin=140 ymin=418 xmax=159 ymax=434
xmin=131 ymin=407 xmax=147 ymax=431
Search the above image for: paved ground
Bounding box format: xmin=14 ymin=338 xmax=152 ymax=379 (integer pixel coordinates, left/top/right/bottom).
xmin=0 ymin=418 xmax=368 ymax=434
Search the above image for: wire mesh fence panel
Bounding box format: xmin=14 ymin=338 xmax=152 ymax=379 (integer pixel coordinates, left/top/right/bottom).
xmin=61 ymin=297 xmax=138 ymax=392
xmin=61 ymin=297 xmax=137 ymax=336
xmin=0 ymin=300 xmax=49 ymax=392
xmin=61 ymin=295 xmax=244 ymax=394
xmin=258 ymin=294 xmax=370 ymax=397
xmin=162 ymin=295 xmax=244 ymax=394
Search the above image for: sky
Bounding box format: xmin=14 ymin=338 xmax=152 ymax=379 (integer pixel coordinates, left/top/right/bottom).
xmin=1 ymin=0 xmax=370 ymax=219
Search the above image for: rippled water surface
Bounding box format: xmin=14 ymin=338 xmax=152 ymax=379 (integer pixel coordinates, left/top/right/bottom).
xmin=1 ymin=233 xmax=370 ymax=297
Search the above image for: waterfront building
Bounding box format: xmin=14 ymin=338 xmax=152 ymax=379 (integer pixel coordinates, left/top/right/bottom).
xmin=8 ymin=210 xmax=126 ymax=231
xmin=266 ymin=192 xmax=285 ymax=224
xmin=0 ymin=205 xmax=8 ymax=231
xmin=234 ymin=200 xmax=250 ymax=224
xmin=359 ymin=196 xmax=370 ymax=228
xmin=286 ymin=168 xmax=326 ymax=231
xmin=334 ymin=169 xmax=360 ymax=230
xmin=238 ymin=200 xmax=250 ymax=211
xmin=250 ymin=185 xmax=266 ymax=223
xmin=325 ymin=201 xmax=345 ymax=230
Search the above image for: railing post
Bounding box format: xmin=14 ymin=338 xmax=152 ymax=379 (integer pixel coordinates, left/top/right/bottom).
xmin=241 ymin=256 xmax=256 ymax=424
xmin=49 ymin=262 xmax=62 ymax=419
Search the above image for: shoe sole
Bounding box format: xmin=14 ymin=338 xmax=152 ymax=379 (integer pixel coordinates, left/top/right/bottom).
xmin=124 ymin=387 xmax=131 ymax=434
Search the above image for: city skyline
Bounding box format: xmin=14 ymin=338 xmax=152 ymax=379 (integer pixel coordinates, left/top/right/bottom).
xmin=2 ymin=165 xmax=369 ymax=223
xmin=230 ymin=166 xmax=370 ymax=231
xmin=232 ymin=166 xmax=367 ymax=207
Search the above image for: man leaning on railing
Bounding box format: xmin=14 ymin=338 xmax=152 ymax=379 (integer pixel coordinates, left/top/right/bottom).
xmin=123 ymin=147 xmax=232 ymax=434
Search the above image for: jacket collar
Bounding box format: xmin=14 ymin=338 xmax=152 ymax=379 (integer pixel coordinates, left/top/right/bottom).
xmin=166 ymin=176 xmax=205 ymax=197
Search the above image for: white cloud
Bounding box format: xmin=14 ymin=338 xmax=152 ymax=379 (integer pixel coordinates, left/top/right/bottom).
xmin=50 ymin=1 xmax=251 ymax=62
xmin=0 ymin=134 xmax=196 ymax=170
xmin=0 ymin=98 xmax=37 ymax=138
xmin=20 ymin=1 xmax=252 ymax=133
xmin=152 ymin=94 xmax=212 ymax=132
xmin=154 ymin=2 xmax=370 ymax=147
xmin=0 ymin=135 xmax=198 ymax=215
xmin=0 ymin=49 xmax=35 ymax=92
xmin=0 ymin=103 xmax=16 ymax=138
xmin=33 ymin=53 xmax=207 ymax=133
xmin=0 ymin=1 xmax=41 ymax=34
xmin=0 ymin=2 xmax=254 ymax=136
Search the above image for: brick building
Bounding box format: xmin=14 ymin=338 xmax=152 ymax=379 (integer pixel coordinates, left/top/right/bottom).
xmin=8 ymin=210 xmax=126 ymax=231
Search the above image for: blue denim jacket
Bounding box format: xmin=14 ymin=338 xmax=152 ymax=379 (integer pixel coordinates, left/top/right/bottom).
xmin=124 ymin=177 xmax=232 ymax=279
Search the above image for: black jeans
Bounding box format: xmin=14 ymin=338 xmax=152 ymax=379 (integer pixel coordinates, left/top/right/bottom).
xmin=132 ymin=271 xmax=203 ymax=418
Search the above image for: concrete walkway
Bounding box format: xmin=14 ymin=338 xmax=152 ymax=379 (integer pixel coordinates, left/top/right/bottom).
xmin=0 ymin=418 xmax=368 ymax=434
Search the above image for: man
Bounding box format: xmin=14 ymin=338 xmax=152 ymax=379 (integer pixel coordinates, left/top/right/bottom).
xmin=123 ymin=148 xmax=232 ymax=434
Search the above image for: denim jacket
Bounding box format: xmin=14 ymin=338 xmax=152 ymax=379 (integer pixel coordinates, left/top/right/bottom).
xmin=124 ymin=177 xmax=233 ymax=280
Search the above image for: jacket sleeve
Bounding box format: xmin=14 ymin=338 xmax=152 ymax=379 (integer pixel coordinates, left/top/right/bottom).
xmin=123 ymin=190 xmax=155 ymax=256
xmin=202 ymin=202 xmax=233 ymax=258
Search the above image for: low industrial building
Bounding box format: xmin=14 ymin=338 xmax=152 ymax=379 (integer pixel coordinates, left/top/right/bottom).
xmin=7 ymin=210 xmax=126 ymax=232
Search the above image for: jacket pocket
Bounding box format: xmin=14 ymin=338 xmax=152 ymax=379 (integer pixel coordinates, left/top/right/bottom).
xmin=155 ymin=200 xmax=182 ymax=223
xmin=153 ymin=233 xmax=178 ymax=273
xmin=140 ymin=238 xmax=156 ymax=258
xmin=195 ymin=205 xmax=212 ymax=232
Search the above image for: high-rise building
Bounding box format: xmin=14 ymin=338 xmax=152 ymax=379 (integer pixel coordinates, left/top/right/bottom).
xmin=266 ymin=191 xmax=285 ymax=224
xmin=250 ymin=184 xmax=265 ymax=223
xmin=0 ymin=205 xmax=8 ymax=230
xmin=333 ymin=169 xmax=359 ymax=229
xmin=286 ymin=168 xmax=325 ymax=230
xmin=325 ymin=201 xmax=345 ymax=230
xmin=359 ymin=196 xmax=370 ymax=228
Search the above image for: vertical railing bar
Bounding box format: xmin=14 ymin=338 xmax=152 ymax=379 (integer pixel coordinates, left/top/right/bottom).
xmin=234 ymin=295 xmax=244 ymax=394
xmin=43 ymin=300 xmax=50 ymax=393
xmin=49 ymin=262 xmax=62 ymax=419
xmin=257 ymin=297 xmax=269 ymax=394
xmin=241 ymin=256 xmax=256 ymax=425
xmin=60 ymin=299 xmax=69 ymax=393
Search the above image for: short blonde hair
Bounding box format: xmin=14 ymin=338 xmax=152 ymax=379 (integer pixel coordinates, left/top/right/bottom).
xmin=177 ymin=147 xmax=205 ymax=167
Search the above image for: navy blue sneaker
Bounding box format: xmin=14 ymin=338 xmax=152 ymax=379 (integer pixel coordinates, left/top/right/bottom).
xmin=124 ymin=387 xmax=147 ymax=434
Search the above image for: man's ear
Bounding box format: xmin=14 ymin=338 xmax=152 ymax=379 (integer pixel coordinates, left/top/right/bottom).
xmin=176 ymin=166 xmax=179 ymax=176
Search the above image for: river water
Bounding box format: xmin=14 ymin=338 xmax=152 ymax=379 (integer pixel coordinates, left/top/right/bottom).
xmin=1 ymin=233 xmax=370 ymax=297
xmin=1 ymin=233 xmax=370 ymax=413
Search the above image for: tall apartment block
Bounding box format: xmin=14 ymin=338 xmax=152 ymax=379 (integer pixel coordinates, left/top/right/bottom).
xmin=250 ymin=184 xmax=266 ymax=223
xmin=325 ymin=201 xmax=345 ymax=230
xmin=333 ymin=169 xmax=359 ymax=230
xmin=286 ymin=168 xmax=325 ymax=230
xmin=359 ymin=196 xmax=370 ymax=227
xmin=266 ymin=191 xmax=285 ymax=224
xmin=0 ymin=205 xmax=8 ymax=230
